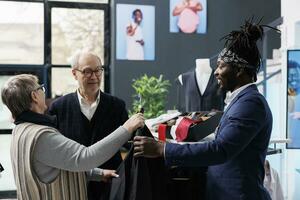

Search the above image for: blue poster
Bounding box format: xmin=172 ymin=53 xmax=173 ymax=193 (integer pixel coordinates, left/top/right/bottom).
xmin=170 ymin=0 xmax=207 ymax=34
xmin=116 ymin=4 xmax=155 ymax=61
xmin=287 ymin=50 xmax=300 ymax=148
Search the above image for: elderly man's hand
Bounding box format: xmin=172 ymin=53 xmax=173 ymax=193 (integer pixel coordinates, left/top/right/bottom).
xmin=133 ymin=136 xmax=165 ymax=158
xmin=101 ymin=169 xmax=119 ymax=183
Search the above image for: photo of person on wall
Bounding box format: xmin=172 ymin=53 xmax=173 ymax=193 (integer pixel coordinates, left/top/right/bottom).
xmin=126 ymin=9 xmax=145 ymax=60
xmin=170 ymin=0 xmax=207 ymax=34
xmin=116 ymin=4 xmax=155 ymax=61
xmin=287 ymin=50 xmax=300 ymax=148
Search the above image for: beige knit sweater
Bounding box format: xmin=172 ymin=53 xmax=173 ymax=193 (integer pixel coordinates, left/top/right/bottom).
xmin=11 ymin=123 xmax=87 ymax=200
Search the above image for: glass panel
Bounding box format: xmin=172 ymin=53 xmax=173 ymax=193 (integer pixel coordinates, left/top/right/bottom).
xmin=49 ymin=0 xmax=108 ymax=3
xmin=0 ymin=135 xmax=15 ymax=191
xmin=0 ymin=1 xmax=44 ymax=64
xmin=0 ymin=75 xmax=15 ymax=130
xmin=1 ymin=75 xmax=17 ymax=192
xmin=52 ymin=8 xmax=105 ymax=65
xmin=51 ymin=67 xmax=104 ymax=98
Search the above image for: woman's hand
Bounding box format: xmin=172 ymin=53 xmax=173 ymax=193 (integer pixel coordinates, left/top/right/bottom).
xmin=123 ymin=113 xmax=145 ymax=134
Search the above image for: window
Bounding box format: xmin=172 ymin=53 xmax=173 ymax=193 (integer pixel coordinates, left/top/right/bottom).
xmin=0 ymin=75 xmax=14 ymax=130
xmin=0 ymin=1 xmax=44 ymax=64
xmin=51 ymin=8 xmax=105 ymax=65
xmin=0 ymin=0 xmax=110 ymax=98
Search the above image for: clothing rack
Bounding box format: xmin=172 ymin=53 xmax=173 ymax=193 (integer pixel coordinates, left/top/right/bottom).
xmin=267 ymin=138 xmax=291 ymax=155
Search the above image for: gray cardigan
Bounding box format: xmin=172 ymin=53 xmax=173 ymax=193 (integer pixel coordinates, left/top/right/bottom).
xmin=33 ymin=126 xmax=130 ymax=183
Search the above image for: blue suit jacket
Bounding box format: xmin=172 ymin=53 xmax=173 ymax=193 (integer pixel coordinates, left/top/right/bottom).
xmin=165 ymin=85 xmax=272 ymax=200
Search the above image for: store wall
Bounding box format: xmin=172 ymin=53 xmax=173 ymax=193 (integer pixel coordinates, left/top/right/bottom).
xmin=110 ymin=0 xmax=281 ymax=111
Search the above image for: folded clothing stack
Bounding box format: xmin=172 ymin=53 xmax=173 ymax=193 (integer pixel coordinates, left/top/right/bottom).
xmin=157 ymin=111 xmax=223 ymax=142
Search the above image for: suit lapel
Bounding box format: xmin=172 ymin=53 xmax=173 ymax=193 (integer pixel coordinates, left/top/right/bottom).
xmin=68 ymin=92 xmax=91 ymax=145
xmin=193 ymin=69 xmax=214 ymax=97
xmin=71 ymin=92 xmax=82 ymax=116
xmin=223 ymin=85 xmax=257 ymax=117
xmin=192 ymin=70 xmax=202 ymax=98
xmin=216 ymin=85 xmax=257 ymax=136
xmin=90 ymin=92 xmax=111 ymax=143
xmin=202 ymin=71 xmax=214 ymax=96
xmin=91 ymin=91 xmax=109 ymax=123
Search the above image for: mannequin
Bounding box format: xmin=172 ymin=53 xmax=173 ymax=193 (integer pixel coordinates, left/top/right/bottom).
xmin=177 ymin=58 xmax=225 ymax=112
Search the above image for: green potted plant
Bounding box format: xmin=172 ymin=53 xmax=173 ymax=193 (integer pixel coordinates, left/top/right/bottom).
xmin=130 ymin=74 xmax=170 ymax=119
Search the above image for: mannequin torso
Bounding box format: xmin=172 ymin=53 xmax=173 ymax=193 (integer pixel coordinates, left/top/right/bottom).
xmin=195 ymin=58 xmax=212 ymax=95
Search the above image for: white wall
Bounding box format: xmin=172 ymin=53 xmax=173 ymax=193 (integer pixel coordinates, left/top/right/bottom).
xmin=281 ymin=1 xmax=300 ymax=199
xmin=281 ymin=0 xmax=300 ymax=49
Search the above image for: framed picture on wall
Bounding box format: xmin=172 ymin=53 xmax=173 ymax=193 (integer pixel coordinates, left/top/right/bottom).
xmin=169 ymin=0 xmax=207 ymax=34
xmin=287 ymin=50 xmax=300 ymax=148
xmin=116 ymin=4 xmax=155 ymax=61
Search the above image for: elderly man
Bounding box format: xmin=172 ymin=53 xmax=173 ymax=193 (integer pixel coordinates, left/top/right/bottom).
xmin=48 ymin=51 xmax=129 ymax=200
xmin=134 ymin=20 xmax=275 ymax=200
xmin=1 ymin=74 xmax=144 ymax=200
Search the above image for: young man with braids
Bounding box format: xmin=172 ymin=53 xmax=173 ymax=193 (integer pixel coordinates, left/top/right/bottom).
xmin=133 ymin=19 xmax=278 ymax=200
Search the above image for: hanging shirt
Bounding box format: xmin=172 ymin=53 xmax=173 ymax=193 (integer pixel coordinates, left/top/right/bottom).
xmin=264 ymin=165 xmax=284 ymax=200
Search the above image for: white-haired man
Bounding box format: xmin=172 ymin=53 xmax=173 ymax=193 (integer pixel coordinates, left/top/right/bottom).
xmin=48 ymin=51 xmax=129 ymax=200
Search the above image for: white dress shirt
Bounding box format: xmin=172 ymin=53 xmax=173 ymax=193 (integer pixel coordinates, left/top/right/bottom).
xmin=223 ymin=83 xmax=255 ymax=111
xmin=77 ymin=90 xmax=101 ymax=121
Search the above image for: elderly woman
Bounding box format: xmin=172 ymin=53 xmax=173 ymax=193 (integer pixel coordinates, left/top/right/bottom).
xmin=1 ymin=74 xmax=144 ymax=200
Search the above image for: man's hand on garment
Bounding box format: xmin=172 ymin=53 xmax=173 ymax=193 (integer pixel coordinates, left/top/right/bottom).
xmin=133 ymin=136 xmax=165 ymax=158
xmin=101 ymin=169 xmax=119 ymax=183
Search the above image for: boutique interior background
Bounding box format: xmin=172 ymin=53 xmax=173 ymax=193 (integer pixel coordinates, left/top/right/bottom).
xmin=1 ymin=0 xmax=300 ymax=199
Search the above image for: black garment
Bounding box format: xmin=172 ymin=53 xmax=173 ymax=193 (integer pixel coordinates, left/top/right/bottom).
xmin=0 ymin=163 xmax=3 ymax=172
xmin=14 ymin=110 xmax=57 ymax=128
xmin=178 ymin=69 xmax=225 ymax=112
xmin=48 ymin=91 xmax=128 ymax=200
xmin=109 ymin=127 xmax=168 ymax=200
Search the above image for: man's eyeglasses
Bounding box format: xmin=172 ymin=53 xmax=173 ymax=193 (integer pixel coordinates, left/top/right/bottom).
xmin=75 ymin=67 xmax=104 ymax=78
xmin=34 ymin=84 xmax=46 ymax=93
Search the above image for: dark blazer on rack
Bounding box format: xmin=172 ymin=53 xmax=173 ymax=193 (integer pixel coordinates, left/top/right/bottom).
xmin=48 ymin=91 xmax=128 ymax=200
xmin=165 ymin=85 xmax=273 ymax=200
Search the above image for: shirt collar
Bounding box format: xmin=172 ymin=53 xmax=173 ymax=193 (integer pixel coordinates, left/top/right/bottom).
xmin=224 ymin=82 xmax=255 ymax=110
xmin=76 ymin=89 xmax=101 ymax=106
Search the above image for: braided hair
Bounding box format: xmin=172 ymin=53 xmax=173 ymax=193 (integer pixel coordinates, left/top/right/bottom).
xmin=219 ymin=17 xmax=279 ymax=81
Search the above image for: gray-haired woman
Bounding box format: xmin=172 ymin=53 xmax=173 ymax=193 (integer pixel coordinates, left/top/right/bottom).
xmin=1 ymin=74 xmax=144 ymax=200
